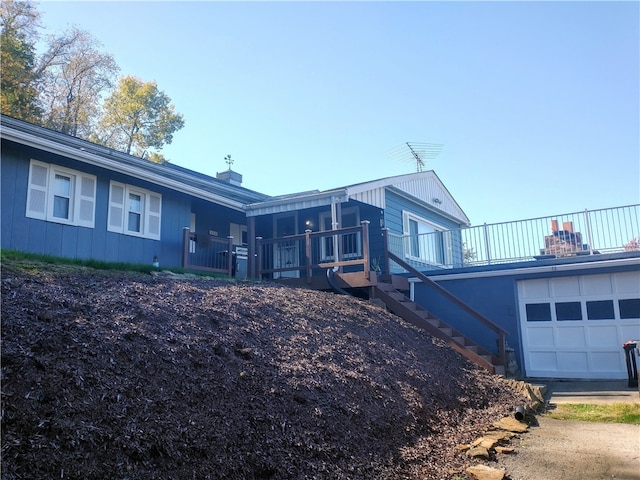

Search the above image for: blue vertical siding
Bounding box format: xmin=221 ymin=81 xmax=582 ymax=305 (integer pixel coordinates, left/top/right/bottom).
xmin=1 ymin=139 xmax=205 ymax=267
xmin=384 ymin=189 xmax=464 ymax=233
xmin=414 ymin=276 xmax=519 ymax=356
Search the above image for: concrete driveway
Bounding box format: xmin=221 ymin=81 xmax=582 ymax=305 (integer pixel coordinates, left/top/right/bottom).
xmin=496 ymin=379 xmax=640 ymax=480
xmin=542 ymin=379 xmax=640 ymax=405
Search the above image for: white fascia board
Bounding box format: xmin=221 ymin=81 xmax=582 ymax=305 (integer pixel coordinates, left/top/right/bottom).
xmin=2 ymin=126 xmax=247 ymax=211
xmin=246 ymin=190 xmax=348 ymax=217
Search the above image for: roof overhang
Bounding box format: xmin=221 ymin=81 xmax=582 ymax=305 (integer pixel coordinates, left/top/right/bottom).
xmin=1 ymin=118 xmax=257 ymax=211
xmin=246 ymin=189 xmax=348 ymax=217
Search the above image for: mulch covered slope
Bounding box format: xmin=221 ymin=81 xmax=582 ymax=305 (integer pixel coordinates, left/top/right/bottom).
xmin=1 ymin=261 xmax=526 ymax=480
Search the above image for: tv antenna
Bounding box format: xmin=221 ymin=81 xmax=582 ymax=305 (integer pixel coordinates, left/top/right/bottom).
xmin=386 ymin=142 xmax=444 ymax=172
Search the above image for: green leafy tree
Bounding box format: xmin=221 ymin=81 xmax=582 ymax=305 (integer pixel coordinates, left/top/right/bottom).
xmin=0 ymin=0 xmax=41 ymax=121
xmin=38 ymin=27 xmax=119 ymax=137
xmin=463 ymin=242 xmax=477 ymax=265
xmin=93 ymin=76 xmax=184 ymax=159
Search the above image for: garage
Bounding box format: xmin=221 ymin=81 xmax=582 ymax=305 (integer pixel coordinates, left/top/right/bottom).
xmin=518 ymin=271 xmax=640 ymax=379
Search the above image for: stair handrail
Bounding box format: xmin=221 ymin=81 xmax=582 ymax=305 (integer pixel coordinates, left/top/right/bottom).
xmin=385 ymin=249 xmax=508 ymax=364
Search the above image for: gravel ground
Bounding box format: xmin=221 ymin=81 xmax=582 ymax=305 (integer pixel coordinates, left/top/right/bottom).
xmin=1 ymin=260 xmax=529 ymax=480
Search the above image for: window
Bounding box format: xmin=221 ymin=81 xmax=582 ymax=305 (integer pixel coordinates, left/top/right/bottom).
xmin=127 ymin=191 xmax=143 ymax=233
xmin=619 ymin=299 xmax=640 ymax=319
xmin=108 ymin=181 xmax=161 ymax=240
xmin=555 ymin=302 xmax=582 ymax=321
xmin=526 ymin=303 xmax=552 ymax=322
xmin=586 ymin=300 xmax=615 ymax=320
xmin=402 ymin=211 xmax=449 ymax=266
xmin=26 ymin=160 xmax=96 ymax=228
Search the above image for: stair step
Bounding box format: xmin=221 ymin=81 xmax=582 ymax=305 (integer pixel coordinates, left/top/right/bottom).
xmin=413 ymin=310 xmax=430 ymax=319
xmin=399 ymin=300 xmax=418 ymax=310
xmin=377 ymin=282 xmax=396 ymax=292
xmin=387 ymin=292 xmax=406 ymax=301
xmin=426 ymin=318 xmax=440 ymax=327
xmin=376 ymin=283 xmax=502 ymax=375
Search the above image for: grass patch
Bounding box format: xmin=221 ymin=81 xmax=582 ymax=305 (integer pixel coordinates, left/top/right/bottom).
xmin=0 ymin=249 xmax=230 ymax=279
xmin=545 ymin=402 xmax=640 ymax=424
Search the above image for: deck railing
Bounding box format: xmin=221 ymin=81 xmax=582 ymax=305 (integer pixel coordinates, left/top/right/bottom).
xmin=387 ymin=204 xmax=640 ymax=272
xmin=382 ymin=247 xmax=508 ymax=365
xmin=256 ymin=221 xmax=370 ymax=282
xmin=181 ymin=227 xmax=235 ymax=275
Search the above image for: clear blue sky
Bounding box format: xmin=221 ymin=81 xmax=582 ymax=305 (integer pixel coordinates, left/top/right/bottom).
xmin=37 ymin=1 xmax=639 ymax=226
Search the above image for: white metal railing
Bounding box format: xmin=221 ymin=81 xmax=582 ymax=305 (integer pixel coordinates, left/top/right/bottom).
xmin=388 ymin=204 xmax=640 ymax=271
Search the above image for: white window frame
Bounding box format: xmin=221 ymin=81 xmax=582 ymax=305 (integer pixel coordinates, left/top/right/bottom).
xmin=402 ymin=211 xmax=450 ymax=266
xmin=26 ymin=159 xmax=96 ymax=228
xmin=107 ymin=181 xmax=162 ymax=240
xmin=126 ymin=188 xmax=145 ymax=235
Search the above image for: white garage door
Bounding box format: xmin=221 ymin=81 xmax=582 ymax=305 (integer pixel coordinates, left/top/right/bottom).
xmin=518 ymin=271 xmax=640 ymax=379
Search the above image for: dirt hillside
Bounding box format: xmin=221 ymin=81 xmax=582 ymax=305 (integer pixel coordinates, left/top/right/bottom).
xmin=1 ymin=260 xmax=526 ymax=479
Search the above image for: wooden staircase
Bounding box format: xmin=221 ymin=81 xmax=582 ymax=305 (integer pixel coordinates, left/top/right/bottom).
xmin=372 ymin=279 xmax=506 ymax=375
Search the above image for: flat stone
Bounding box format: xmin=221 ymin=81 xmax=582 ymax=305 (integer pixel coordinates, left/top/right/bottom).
xmin=495 ymin=446 xmax=515 ymax=454
xmin=483 ymin=431 xmax=516 ymax=441
xmin=493 ymin=416 xmax=529 ymax=433
xmin=465 ymin=464 xmax=507 ymax=480
xmin=455 ymin=444 xmax=471 ymax=451
xmin=471 ymin=436 xmax=499 ymax=449
xmin=467 ymin=446 xmax=490 ymax=459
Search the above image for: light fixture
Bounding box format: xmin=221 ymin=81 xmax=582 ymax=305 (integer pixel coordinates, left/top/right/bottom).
xmin=432 ymin=198 xmax=442 ymax=205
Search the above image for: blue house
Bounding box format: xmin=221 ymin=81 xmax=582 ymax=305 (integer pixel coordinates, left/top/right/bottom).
xmin=2 ymin=115 xmax=638 ymax=381
xmin=1 ymin=115 xmax=469 ymax=277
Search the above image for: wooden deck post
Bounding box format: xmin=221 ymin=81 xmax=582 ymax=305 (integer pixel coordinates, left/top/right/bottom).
xmin=305 ymin=229 xmax=312 ymax=283
xmin=247 ymin=216 xmax=256 ymax=278
xmin=182 ymin=227 xmax=191 ymax=269
xmin=256 ymin=237 xmax=263 ymax=280
xmin=382 ymin=228 xmax=390 ymax=279
xmin=361 ymin=221 xmax=370 ymax=280
xmin=498 ymin=332 xmax=506 ymax=365
xmin=227 ymin=236 xmax=234 ymax=277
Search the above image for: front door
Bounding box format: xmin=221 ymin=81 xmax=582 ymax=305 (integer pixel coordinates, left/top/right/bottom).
xmin=274 ymin=214 xmax=299 ymax=278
